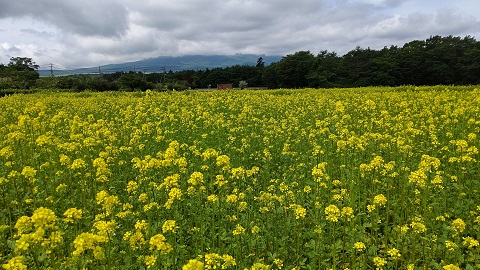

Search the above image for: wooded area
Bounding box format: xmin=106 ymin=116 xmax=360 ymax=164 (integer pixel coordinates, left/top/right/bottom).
xmin=1 ymin=35 xmax=480 ymax=92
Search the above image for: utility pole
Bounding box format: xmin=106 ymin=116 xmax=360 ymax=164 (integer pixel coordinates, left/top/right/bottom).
xmin=133 ymin=65 xmax=136 ymax=72
xmin=161 ymin=66 xmax=166 ymax=84
xmin=50 ymin=63 xmax=53 ymax=76
xmin=99 ymin=66 xmax=102 ymax=75
xmin=143 ymin=69 xmax=147 ymax=81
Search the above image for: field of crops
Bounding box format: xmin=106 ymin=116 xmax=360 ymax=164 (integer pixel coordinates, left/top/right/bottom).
xmin=1 ymin=86 xmax=479 ymax=269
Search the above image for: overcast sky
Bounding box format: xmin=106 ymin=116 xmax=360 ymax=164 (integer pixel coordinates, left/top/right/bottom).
xmin=1 ymin=0 xmax=479 ymax=69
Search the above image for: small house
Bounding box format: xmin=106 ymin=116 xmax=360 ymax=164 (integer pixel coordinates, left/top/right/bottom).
xmin=217 ymin=83 xmax=233 ymax=90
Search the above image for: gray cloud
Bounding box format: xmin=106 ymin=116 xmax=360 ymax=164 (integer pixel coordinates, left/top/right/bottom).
xmin=20 ymin=28 xmax=56 ymax=39
xmin=7 ymin=45 xmax=21 ymax=54
xmin=0 ymin=45 xmax=10 ymax=64
xmin=0 ymin=0 xmax=128 ymax=37
xmin=368 ymin=9 xmax=479 ymax=40
xmin=0 ymin=0 xmax=479 ymax=67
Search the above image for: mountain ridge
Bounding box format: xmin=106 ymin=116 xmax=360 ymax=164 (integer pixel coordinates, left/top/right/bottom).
xmin=38 ymin=54 xmax=282 ymax=76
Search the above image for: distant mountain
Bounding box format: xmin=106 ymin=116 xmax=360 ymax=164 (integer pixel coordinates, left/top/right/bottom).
xmin=38 ymin=54 xmax=282 ymax=76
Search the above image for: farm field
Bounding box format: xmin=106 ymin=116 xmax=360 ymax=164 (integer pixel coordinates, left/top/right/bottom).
xmin=0 ymin=86 xmax=479 ymax=269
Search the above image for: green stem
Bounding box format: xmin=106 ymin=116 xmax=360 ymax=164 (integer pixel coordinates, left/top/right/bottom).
xmin=332 ymin=222 xmax=337 ymax=270
xmin=30 ymin=250 xmax=41 ymax=270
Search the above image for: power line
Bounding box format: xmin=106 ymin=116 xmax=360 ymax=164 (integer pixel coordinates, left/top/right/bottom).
xmin=37 ymin=62 xmax=174 ymax=76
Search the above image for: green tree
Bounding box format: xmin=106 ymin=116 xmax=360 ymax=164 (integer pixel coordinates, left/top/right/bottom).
xmin=424 ymin=35 xmax=460 ymax=84
xmin=307 ymin=50 xmax=342 ymax=88
xmin=398 ymin=40 xmax=427 ymax=85
xmin=459 ymin=36 xmax=480 ymax=84
xmin=256 ymin=57 xmax=265 ymax=68
xmin=0 ymin=57 xmax=40 ymax=89
xmin=342 ymin=47 xmax=377 ymax=87
xmin=422 ymin=35 xmax=480 ymax=85
xmin=263 ymin=62 xmax=280 ymax=89
xmin=7 ymin=57 xmax=39 ymax=71
xmin=369 ymin=46 xmax=400 ymax=86
xmin=276 ymin=51 xmax=316 ymax=88
xmin=119 ymin=72 xmax=148 ymax=91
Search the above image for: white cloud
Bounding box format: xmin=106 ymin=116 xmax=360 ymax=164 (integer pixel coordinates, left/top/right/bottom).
xmin=368 ymin=9 xmax=479 ymax=41
xmin=0 ymin=0 xmax=479 ymax=68
xmin=0 ymin=44 xmax=10 ymax=64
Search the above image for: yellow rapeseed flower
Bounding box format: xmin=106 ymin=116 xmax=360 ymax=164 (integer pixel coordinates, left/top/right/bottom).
xmin=226 ymin=194 xmax=238 ymax=203
xmin=443 ymin=264 xmax=461 ymax=270
xmin=128 ymin=230 xmax=145 ymax=250
xmin=215 ymin=174 xmax=228 ymax=187
xmin=247 ymin=262 xmax=269 ymax=270
xmin=216 ymin=155 xmax=231 ymax=170
xmin=207 ymin=194 xmax=219 ymax=203
xmin=462 ymin=236 xmax=479 ymax=248
xmin=21 ymin=166 xmax=36 ymax=180
xmin=59 ymin=154 xmax=70 ymax=166
xmin=387 ymin=248 xmax=401 ymax=259
xmin=445 ymin=240 xmax=458 ymax=251
xmin=231 ymin=167 xmax=246 ymax=180
xmin=126 ymin=181 xmax=138 ymax=194
xmin=63 ymin=208 xmax=82 ymax=223
xmin=164 ymin=188 xmax=182 ymax=209
xmin=160 ymin=174 xmax=180 ymax=191
xmin=312 ymin=162 xmax=329 ymax=182
xmin=372 ymin=256 xmax=387 ymax=269
xmin=14 ymin=235 xmax=30 ymax=253
xmin=325 ymin=205 xmax=340 ymax=222
xmin=182 ymin=259 xmax=204 ymax=270
xmin=341 ymin=207 xmax=354 ymax=221
xmin=273 ymin=259 xmax=283 ymax=269
xmin=373 ymin=194 xmax=387 ymax=206
xmin=410 ymin=217 xmax=427 ymax=234
xmin=149 ymin=234 xmax=172 ymax=254
xmin=251 ymin=225 xmax=260 ymax=234
xmin=92 ymin=245 xmax=105 ymax=260
xmin=188 ymin=172 xmax=204 ymax=186
xmin=294 ymin=205 xmax=307 ymax=219
xmin=144 ymin=255 xmax=157 ymax=269
xmin=70 ymin=158 xmax=86 ymax=170
xmin=238 ymin=201 xmax=248 ymax=212
xmin=94 ymin=220 xmax=117 ymax=238
xmin=134 ymin=220 xmax=148 ymax=231
xmin=55 ymin=183 xmax=67 ymax=192
xmin=451 ymin=218 xmax=466 ymax=235
xmin=202 ymin=148 xmax=218 ymax=160
xmin=353 ymin=242 xmax=366 ymax=252
xmin=162 ymin=220 xmax=178 ymax=234
xmin=2 ymin=256 xmax=27 ymax=270
xmin=0 ymin=146 xmax=14 ymax=159
xmin=14 ymin=216 xmax=32 ymax=236
xmin=72 ymin=232 xmax=107 ymax=256
xmin=30 ymin=207 xmax=57 ymax=229
xmin=138 ymin=193 xmax=148 ymax=203
xmin=233 ymin=224 xmax=246 ymax=236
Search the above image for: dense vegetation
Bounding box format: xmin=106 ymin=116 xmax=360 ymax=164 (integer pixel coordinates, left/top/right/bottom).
xmin=0 ymin=57 xmax=40 ymax=90
xmin=1 ymin=35 xmax=480 ymax=93
xmin=1 ymin=86 xmax=479 ymax=269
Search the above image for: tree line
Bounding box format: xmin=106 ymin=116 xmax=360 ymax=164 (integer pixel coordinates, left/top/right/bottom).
xmin=264 ymin=35 xmax=480 ymax=88
xmin=0 ymin=57 xmax=39 ymax=90
xmin=1 ymin=35 xmax=480 ymax=92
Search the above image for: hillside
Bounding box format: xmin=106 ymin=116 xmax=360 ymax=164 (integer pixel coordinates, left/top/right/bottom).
xmin=38 ymin=54 xmax=282 ymax=76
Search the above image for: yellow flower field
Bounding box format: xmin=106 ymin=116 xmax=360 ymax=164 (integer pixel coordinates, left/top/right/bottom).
xmin=0 ymin=86 xmax=479 ymax=269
